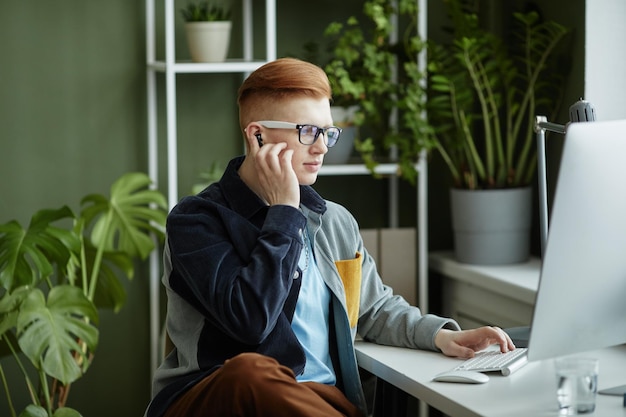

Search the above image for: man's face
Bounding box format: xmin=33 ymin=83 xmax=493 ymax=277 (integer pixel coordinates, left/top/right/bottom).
xmin=257 ymin=96 xmax=334 ymax=186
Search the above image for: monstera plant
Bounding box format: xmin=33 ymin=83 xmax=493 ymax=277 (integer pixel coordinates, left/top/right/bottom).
xmin=0 ymin=172 xmax=167 ymax=417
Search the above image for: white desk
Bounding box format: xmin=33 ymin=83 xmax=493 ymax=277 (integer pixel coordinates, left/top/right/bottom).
xmin=355 ymin=341 xmax=626 ymax=417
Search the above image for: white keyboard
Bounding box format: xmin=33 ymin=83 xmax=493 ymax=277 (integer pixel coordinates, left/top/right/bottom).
xmin=453 ymin=347 xmax=528 ymax=376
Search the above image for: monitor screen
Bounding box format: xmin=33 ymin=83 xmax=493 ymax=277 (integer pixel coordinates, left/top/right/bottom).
xmin=527 ymin=119 xmax=626 ymax=362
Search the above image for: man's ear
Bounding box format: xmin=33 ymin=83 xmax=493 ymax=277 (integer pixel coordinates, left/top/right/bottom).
xmin=243 ymin=122 xmax=262 ymax=152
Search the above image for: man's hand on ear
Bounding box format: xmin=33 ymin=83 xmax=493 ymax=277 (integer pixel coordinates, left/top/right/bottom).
xmin=245 ymin=131 xmax=300 ymax=208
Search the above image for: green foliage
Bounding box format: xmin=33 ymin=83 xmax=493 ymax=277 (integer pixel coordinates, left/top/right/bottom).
xmin=180 ymin=1 xmax=231 ymax=22
xmin=191 ymin=161 xmax=223 ymax=195
xmin=0 ymin=172 xmax=167 ymax=417
xmin=17 ymin=286 xmax=98 ymax=385
xmin=427 ymin=0 xmax=570 ymax=189
xmin=19 ymin=404 xmax=81 ymax=417
xmin=324 ymin=0 xmax=434 ymax=184
xmin=0 ymin=207 xmax=79 ymax=291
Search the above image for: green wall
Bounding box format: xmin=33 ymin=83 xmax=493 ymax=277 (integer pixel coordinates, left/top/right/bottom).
xmin=1 ymin=1 xmax=147 ymax=225
xmin=0 ymin=0 xmax=583 ymax=416
xmin=1 ymin=2 xmax=155 ymax=415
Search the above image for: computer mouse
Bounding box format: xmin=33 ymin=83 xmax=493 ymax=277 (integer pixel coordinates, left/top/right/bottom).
xmin=432 ymin=370 xmax=490 ymax=384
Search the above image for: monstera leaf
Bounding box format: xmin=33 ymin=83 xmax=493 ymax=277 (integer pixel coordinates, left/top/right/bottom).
xmin=0 ymin=286 xmax=32 ymax=358
xmin=80 ymin=172 xmax=167 ymax=260
xmin=0 ymin=206 xmax=79 ymax=291
xmin=79 ymin=243 xmax=132 ymax=312
xmin=16 ymin=285 xmax=98 ymax=385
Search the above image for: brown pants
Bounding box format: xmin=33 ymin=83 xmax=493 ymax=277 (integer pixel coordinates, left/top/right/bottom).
xmin=163 ymin=353 xmax=364 ymax=417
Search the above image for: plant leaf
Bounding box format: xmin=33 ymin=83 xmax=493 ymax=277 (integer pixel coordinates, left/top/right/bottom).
xmin=0 ymin=286 xmax=33 ymax=339
xmin=0 ymin=331 xmax=18 ymax=359
xmin=16 ymin=286 xmax=99 ymax=385
xmin=0 ymin=287 xmax=33 ymax=358
xmin=79 ymin=244 xmax=130 ymax=312
xmin=81 ymin=172 xmax=167 ymax=260
xmin=53 ymin=407 xmax=83 ymax=417
xmin=19 ymin=404 xmax=48 ymax=417
xmin=0 ymin=207 xmax=79 ymax=291
xmin=17 ymin=404 xmax=84 ymax=417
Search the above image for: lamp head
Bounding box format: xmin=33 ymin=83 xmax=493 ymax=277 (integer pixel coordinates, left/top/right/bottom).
xmin=569 ymin=98 xmax=597 ymax=123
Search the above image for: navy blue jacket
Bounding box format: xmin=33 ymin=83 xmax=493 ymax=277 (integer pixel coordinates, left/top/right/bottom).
xmin=146 ymin=156 xmax=459 ymax=417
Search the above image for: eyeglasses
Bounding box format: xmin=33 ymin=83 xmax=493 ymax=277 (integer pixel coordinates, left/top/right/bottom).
xmin=257 ymin=121 xmax=342 ymax=148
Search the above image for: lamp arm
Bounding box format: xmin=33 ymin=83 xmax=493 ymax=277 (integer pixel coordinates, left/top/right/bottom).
xmin=535 ymin=116 xmax=566 ymax=256
xmin=536 ymin=119 xmax=567 ymax=134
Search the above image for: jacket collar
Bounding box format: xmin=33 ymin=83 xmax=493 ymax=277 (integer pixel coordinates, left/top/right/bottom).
xmin=219 ymin=156 xmax=327 ymax=219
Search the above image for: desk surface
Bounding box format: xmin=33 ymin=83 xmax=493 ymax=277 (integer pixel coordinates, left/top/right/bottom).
xmin=355 ymin=341 xmax=626 ymax=417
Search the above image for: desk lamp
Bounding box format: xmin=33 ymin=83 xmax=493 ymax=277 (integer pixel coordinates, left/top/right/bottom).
xmin=496 ymin=99 xmax=596 ymax=349
xmin=534 ymin=98 xmax=596 ymax=256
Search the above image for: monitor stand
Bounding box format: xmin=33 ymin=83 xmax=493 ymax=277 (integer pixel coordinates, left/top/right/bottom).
xmin=505 ymin=327 xmax=626 ymax=396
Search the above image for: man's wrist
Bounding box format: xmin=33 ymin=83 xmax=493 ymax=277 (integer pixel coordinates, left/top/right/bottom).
xmin=434 ymin=328 xmax=452 ymax=351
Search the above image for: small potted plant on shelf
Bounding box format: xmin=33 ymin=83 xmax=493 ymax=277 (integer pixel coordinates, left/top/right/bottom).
xmin=323 ymin=0 xmax=433 ymax=182
xmin=426 ymin=0 xmax=570 ymax=264
xmin=0 ymin=172 xmax=167 ymax=417
xmin=180 ymin=0 xmax=232 ymax=63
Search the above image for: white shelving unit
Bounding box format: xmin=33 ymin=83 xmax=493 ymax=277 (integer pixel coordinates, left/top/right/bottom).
xmin=146 ymin=0 xmax=278 ymax=209
xmin=145 ymin=0 xmax=278 ymax=373
xmin=145 ymin=0 xmax=429 ymax=374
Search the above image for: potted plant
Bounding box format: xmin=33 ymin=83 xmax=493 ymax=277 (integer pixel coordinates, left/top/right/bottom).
xmin=0 ymin=172 xmax=167 ymax=417
xmin=427 ymin=0 xmax=570 ymax=264
xmin=298 ymin=42 xmax=360 ymax=165
xmin=180 ymin=0 xmax=232 ymax=63
xmin=323 ymin=0 xmax=433 ymax=182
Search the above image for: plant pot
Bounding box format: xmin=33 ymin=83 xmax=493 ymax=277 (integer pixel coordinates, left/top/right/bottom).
xmin=450 ymin=187 xmax=532 ymax=265
xmin=325 ymin=106 xmax=358 ymax=164
xmin=184 ymin=21 xmax=232 ymax=63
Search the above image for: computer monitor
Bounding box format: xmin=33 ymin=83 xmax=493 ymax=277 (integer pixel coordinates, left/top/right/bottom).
xmin=527 ymin=119 xmax=626 ymax=366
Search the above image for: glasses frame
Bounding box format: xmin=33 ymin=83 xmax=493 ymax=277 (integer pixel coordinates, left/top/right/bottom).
xmin=257 ymin=120 xmax=342 ymax=148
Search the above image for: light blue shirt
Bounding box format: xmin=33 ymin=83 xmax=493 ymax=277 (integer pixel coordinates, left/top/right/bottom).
xmin=291 ymin=230 xmax=336 ymax=384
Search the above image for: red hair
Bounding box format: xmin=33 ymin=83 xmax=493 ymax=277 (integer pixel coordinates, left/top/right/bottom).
xmin=238 ymin=58 xmax=331 ymax=129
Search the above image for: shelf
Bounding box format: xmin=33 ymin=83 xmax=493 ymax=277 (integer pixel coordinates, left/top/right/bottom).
xmin=146 ymin=0 xmax=278 ymax=375
xmin=148 ymin=59 xmax=268 ymax=74
xmin=429 ymin=251 xmax=541 ymax=305
xmin=319 ymin=162 xmax=428 ymax=176
xmin=319 ymin=163 xmax=400 ymax=176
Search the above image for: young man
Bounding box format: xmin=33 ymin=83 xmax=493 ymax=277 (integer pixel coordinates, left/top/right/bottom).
xmin=145 ymin=58 xmax=514 ymax=417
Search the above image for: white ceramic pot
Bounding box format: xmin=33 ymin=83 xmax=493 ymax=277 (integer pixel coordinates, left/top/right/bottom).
xmin=325 ymin=106 xmax=359 ymax=164
xmin=184 ymin=21 xmax=232 ymax=63
xmin=330 ymin=105 xmax=359 ymax=125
